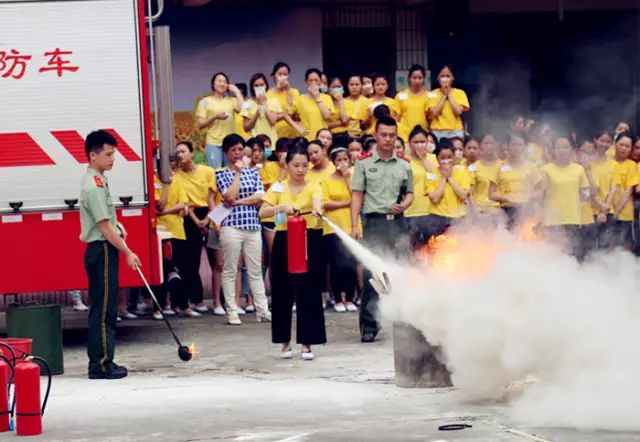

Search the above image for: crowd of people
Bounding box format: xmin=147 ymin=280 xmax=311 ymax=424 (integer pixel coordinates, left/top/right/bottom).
xmin=93 ymin=61 xmax=640 ymax=360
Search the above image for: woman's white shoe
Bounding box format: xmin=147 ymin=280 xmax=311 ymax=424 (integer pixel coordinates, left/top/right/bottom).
xmin=280 ymin=349 xmax=293 ymax=359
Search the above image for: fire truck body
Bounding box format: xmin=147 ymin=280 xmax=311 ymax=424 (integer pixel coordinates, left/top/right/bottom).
xmin=0 ymin=0 xmax=162 ymax=293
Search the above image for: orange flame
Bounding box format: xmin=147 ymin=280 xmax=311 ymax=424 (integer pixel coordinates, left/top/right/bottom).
xmin=188 ymin=343 xmax=199 ymax=359
xmin=517 ymin=218 xmax=541 ymax=242
xmin=419 ymin=231 xmax=500 ymax=280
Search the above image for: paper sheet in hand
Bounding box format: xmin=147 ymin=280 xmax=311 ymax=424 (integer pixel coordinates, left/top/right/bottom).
xmin=208 ymin=205 xmax=232 ymax=225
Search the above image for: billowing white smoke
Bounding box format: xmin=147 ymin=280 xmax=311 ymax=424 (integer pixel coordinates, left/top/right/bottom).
xmin=326 ymin=219 xmax=640 ymax=431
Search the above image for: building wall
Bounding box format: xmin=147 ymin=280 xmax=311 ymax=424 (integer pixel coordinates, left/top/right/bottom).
xmin=160 ymin=5 xmax=323 ymax=111
xmin=427 ymin=8 xmax=640 ymax=135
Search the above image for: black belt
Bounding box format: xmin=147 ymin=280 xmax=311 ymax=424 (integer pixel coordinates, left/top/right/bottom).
xmin=364 ymin=213 xmax=403 ymax=220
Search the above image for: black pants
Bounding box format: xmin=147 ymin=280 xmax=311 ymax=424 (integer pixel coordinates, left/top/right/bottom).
xmin=595 ymin=214 xmax=615 ymax=250
xmin=182 ymin=207 xmax=210 ymax=305
xmin=149 ymin=239 xmax=190 ymax=312
xmin=613 ymin=220 xmax=633 ymax=249
xmin=542 ymin=225 xmax=583 ymax=259
xmin=407 ymin=215 xmax=432 ymax=251
xmin=360 ymin=215 xmax=409 ymax=337
xmin=580 ymin=223 xmax=598 ymax=258
xmin=85 ymin=241 xmax=119 ymax=373
xmin=423 ymin=214 xmax=453 ymax=244
xmin=324 ymin=233 xmax=357 ymax=303
xmin=271 ymin=229 xmax=326 ymax=345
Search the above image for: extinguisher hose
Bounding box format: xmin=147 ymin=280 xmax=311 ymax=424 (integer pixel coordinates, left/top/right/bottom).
xmin=0 ymin=343 xmax=17 ymax=366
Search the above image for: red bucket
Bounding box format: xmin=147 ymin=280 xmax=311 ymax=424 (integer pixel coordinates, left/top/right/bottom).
xmin=0 ymin=338 xmax=33 ymax=365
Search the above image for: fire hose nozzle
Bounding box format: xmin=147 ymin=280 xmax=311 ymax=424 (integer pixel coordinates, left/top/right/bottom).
xmin=369 ymin=271 xmax=391 ymax=295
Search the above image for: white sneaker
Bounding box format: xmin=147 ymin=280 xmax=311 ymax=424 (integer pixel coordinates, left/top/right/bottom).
xmin=121 ymin=312 xmax=137 ymax=320
xmin=178 ymin=309 xmax=202 ymax=318
xmin=117 ymin=316 xmax=122 ymax=322
xmin=193 ymin=305 xmax=209 ymax=313
xmin=70 ymin=291 xmax=89 ymax=312
xmin=301 ymin=351 xmax=315 ymax=361
xmin=227 ymin=313 xmax=242 ymax=325
xmin=244 ymin=305 xmax=255 ymax=313
xmin=334 ymin=303 xmax=346 ymax=313
xmin=137 ymin=302 xmax=153 ymax=312
xmin=162 ymin=308 xmax=176 ymax=316
xmin=280 ymin=348 xmax=293 ymax=359
xmin=345 ymin=303 xmax=358 ymax=312
xmin=237 ymin=307 xmax=246 ymax=315
xmin=292 ymin=304 xmax=296 ymax=312
xmin=213 ymin=306 xmax=226 ymax=316
xmin=153 ymin=311 xmax=163 ymax=320
xmin=73 ymin=302 xmax=89 ymax=312
xmin=257 ymin=312 xmax=272 ymax=323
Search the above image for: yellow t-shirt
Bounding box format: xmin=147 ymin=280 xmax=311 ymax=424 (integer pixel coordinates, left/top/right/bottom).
xmin=321 ymin=175 xmax=362 ymax=235
xmin=470 ymin=160 xmax=501 ymax=213
xmin=329 ymin=99 xmax=348 ymax=135
xmin=606 ymin=146 xmax=616 ymax=160
xmin=195 ymin=96 xmax=238 ymax=146
xmin=393 ymin=89 xmax=429 ymax=141
xmin=240 ymin=98 xmax=282 ymax=143
xmin=359 ymin=96 xmax=396 ymax=135
xmin=405 ymin=159 xmax=431 ymax=217
xmin=306 ymin=163 xmax=335 ymax=228
xmin=292 ymin=93 xmax=336 ymax=141
xmin=267 ymin=87 xmax=301 ymax=139
xmin=306 ymin=163 xmax=336 ymax=186
xmin=174 ymin=165 xmax=217 ymax=208
xmin=612 ymin=159 xmax=640 ymax=221
xmin=260 ymin=161 xmax=282 ymax=189
xmin=235 ymin=113 xmax=247 ymax=140
xmin=493 ymin=162 xmax=542 ymax=206
xmin=425 ymin=167 xmax=471 ymax=218
xmin=154 ymin=175 xmax=188 ymax=240
xmin=527 ymin=143 xmax=546 ymax=166
xmin=540 ymin=163 xmax=588 ymax=226
xmin=261 ymin=180 xmax=323 ymax=231
xmin=258 ymin=162 xmax=282 ymax=224
xmin=426 ymin=88 xmax=470 ymax=131
xmin=344 ymin=96 xmax=367 ymax=137
xmin=590 ymin=158 xmax=616 ymax=215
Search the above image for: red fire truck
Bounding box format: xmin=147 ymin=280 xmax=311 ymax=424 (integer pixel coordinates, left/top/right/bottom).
xmin=0 ymin=0 xmax=170 ymax=293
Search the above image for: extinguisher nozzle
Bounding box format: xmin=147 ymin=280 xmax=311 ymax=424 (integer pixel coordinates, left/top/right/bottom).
xmin=178 ymin=346 xmax=193 ymax=361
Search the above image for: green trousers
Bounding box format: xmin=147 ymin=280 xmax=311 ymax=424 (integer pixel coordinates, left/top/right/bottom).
xmin=360 ymin=215 xmax=409 ymax=336
xmin=84 ymin=241 xmax=119 ymax=373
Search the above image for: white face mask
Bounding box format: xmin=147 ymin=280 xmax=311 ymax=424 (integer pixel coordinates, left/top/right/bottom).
xmin=319 ymin=85 xmax=328 ymax=94
xmin=254 ymin=86 xmax=266 ymax=97
xmin=427 ymin=142 xmax=436 ymax=153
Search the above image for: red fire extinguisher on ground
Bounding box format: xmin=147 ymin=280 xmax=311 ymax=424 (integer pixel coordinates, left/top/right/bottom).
xmin=287 ymin=212 xmax=308 ymax=273
xmin=0 ymin=356 xmax=10 ymax=432
xmin=15 ymin=356 xmax=52 ymax=437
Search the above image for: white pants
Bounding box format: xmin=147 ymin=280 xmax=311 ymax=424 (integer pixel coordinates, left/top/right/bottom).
xmin=219 ymin=227 xmax=269 ymax=316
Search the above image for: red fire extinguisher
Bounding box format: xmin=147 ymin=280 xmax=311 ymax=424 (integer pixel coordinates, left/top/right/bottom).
xmin=14 ymin=356 xmax=51 ymax=437
xmin=0 ymin=356 xmax=10 ymax=432
xmin=287 ymin=212 xmax=307 ymax=274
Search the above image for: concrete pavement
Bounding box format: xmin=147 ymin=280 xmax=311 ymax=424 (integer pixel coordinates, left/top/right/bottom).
xmin=1 ymin=308 xmax=639 ymax=441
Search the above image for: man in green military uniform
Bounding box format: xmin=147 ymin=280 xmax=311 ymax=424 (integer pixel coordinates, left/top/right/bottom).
xmin=80 ymin=130 xmax=141 ymax=379
xmin=351 ymin=116 xmax=414 ymax=343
